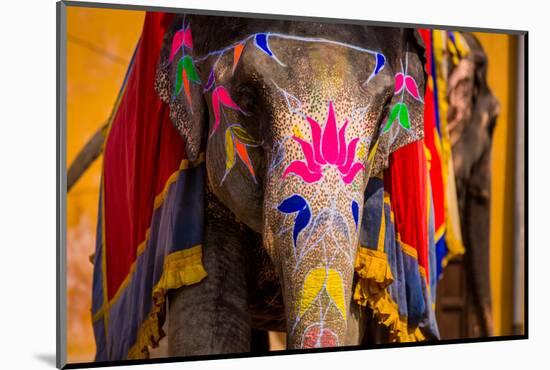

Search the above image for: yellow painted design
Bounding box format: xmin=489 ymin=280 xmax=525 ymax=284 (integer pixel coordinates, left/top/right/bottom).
xmin=299 ymin=268 xmax=346 ymax=320
xmin=356 ymin=142 xmax=366 ymax=159
xmin=299 ymin=268 xmax=324 ymax=318
xmin=292 ymin=124 xmax=304 ymax=139
xmin=325 ymin=269 xmax=347 ymax=320
xmin=225 ymin=128 xmax=236 ymax=171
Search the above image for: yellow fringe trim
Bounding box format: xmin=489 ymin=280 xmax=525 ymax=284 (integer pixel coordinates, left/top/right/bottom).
xmin=353 ymin=247 xmax=426 ymax=343
xmin=127 ymin=246 xmax=207 ymax=360
xmin=354 ymin=247 xmax=394 ymax=306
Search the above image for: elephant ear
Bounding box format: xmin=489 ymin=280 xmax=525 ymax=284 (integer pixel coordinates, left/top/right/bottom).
xmin=369 ymin=29 xmax=426 ymax=176
xmin=155 ymin=15 xmax=205 ymax=162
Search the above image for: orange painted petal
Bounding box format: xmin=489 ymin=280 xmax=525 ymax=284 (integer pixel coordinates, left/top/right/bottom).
xmin=233 ymin=43 xmax=244 ymax=74
xmin=235 ymin=140 xmax=256 ymax=180
xmin=183 ymin=69 xmax=192 ymax=107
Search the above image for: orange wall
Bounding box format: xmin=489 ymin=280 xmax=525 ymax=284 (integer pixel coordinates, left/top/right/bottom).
xmin=66 ymin=6 xmax=144 ymax=363
xmin=474 ymin=32 xmax=519 ymax=336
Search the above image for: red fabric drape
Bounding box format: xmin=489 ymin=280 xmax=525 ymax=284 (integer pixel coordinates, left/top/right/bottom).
xmin=102 ymin=12 xmax=186 ymax=299
xmin=384 ymin=141 xmax=430 ymax=284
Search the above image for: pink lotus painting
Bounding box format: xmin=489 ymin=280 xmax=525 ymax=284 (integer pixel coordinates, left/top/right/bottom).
xmin=282 ymin=102 xmax=365 ymax=185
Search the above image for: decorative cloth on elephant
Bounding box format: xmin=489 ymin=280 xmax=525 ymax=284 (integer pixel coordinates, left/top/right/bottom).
xmin=354 ymin=140 xmax=440 ymax=342
xmin=91 ymin=12 xmax=208 ymax=361
xmin=354 ymin=176 xmax=426 ymax=342
xmin=418 ymin=29 xmax=468 ymax=280
xmin=385 ymin=141 xmax=439 ymax=339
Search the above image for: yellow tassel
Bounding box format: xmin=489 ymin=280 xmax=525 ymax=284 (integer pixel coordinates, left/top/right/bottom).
xmin=127 ymin=246 xmax=207 ymax=359
xmin=353 ymin=246 xmax=426 ymax=343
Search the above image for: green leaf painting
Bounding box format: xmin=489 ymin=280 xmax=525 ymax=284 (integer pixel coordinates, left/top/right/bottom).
xmin=174 ymin=55 xmax=201 ymax=96
xmin=383 ymin=102 xmax=411 ymax=133
xmin=182 ymin=55 xmax=200 ymax=83
xmin=398 ymin=103 xmax=410 ymax=129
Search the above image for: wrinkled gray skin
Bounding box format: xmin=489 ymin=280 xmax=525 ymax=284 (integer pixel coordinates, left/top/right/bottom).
xmin=447 ymin=33 xmax=499 ymax=336
xmin=157 ymin=15 xmax=426 ymax=355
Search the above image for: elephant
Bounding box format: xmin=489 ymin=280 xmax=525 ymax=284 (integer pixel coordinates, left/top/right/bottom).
xmin=446 ymin=33 xmax=499 ymax=337
xmin=147 ymin=14 xmax=427 ymax=355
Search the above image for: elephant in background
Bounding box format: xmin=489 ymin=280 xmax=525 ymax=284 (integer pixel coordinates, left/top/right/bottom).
xmin=152 ymin=14 xmax=427 ymax=354
xmin=446 ymin=33 xmax=499 ymax=337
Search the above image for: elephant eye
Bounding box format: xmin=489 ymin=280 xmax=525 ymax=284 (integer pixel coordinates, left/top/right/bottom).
xmin=232 ymin=84 xmax=259 ymax=115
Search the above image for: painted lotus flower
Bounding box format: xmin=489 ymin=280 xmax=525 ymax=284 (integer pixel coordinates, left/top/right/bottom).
xmin=282 ymin=102 xmax=365 ymax=185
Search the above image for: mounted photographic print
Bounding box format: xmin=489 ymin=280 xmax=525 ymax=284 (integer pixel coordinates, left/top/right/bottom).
xmin=57 ymin=1 xmax=527 ymax=368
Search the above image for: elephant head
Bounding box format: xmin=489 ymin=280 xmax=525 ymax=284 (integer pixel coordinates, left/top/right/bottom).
xmin=155 ymin=15 xmax=425 ymax=349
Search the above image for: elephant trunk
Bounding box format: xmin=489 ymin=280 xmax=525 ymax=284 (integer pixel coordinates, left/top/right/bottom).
xmin=263 ymin=102 xmax=367 ymax=348
xmin=263 ymin=175 xmax=363 ymax=349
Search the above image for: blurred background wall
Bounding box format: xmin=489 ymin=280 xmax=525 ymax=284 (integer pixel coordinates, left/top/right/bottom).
xmin=66 ymin=7 xmax=144 ymax=363
xmin=65 ymin=7 xmax=523 ymax=362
